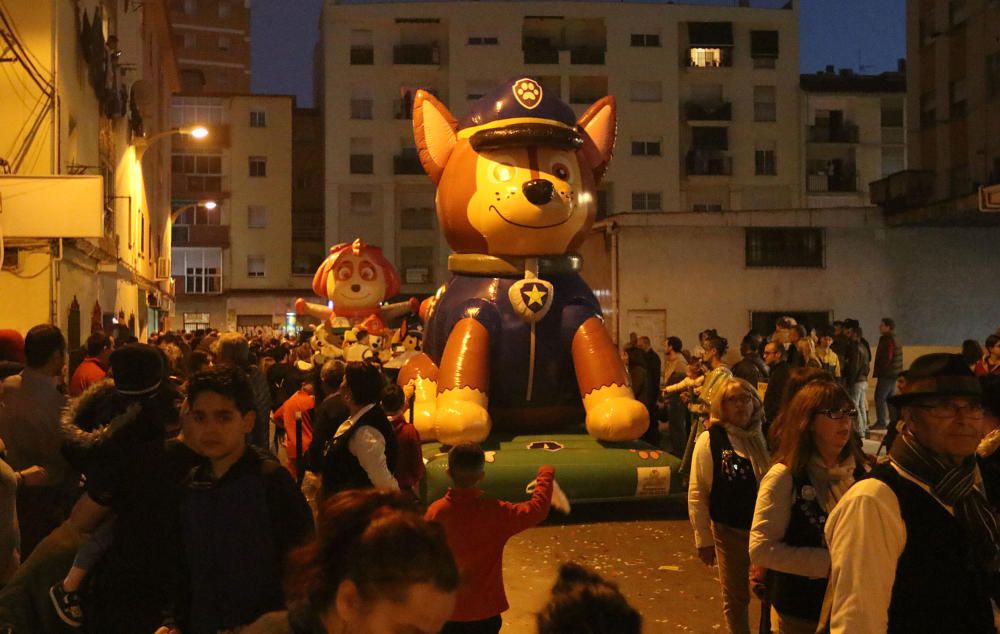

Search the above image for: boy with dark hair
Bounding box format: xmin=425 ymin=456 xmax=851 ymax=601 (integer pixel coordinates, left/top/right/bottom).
xmin=69 ymin=332 xmax=113 ymax=397
xmin=382 ymin=384 xmax=424 ymax=497
xmin=180 ymin=366 xmax=314 ymax=633
xmin=426 ymin=443 xmax=565 ymax=634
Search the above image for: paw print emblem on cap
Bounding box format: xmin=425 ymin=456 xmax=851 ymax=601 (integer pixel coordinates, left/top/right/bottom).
xmin=512 ymin=78 xmax=543 ymax=110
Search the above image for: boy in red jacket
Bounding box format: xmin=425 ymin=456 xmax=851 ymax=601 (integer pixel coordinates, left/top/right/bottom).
xmin=426 ymin=443 xmax=558 ymax=634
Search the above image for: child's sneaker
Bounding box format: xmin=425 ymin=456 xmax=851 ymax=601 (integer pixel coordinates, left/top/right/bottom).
xmin=49 ymin=583 xmax=83 ymax=628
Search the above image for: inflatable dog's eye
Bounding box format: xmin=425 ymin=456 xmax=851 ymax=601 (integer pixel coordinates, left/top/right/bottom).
xmin=551 ymin=161 xmax=571 ymax=182
xmin=335 ymin=262 xmax=354 ymax=281
xmin=359 ymin=261 xmax=377 ymax=281
xmin=492 ymin=162 xmax=515 ymax=183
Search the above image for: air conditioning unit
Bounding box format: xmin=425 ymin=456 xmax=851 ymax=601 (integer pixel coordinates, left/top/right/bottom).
xmin=156 ymin=257 xmax=171 ymax=280
xmin=1 ymin=248 xmax=23 ymax=272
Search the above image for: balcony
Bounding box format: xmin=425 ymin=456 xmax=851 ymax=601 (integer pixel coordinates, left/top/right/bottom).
xmin=686 ymin=47 xmax=733 ymax=68
xmin=686 ymin=150 xmax=732 ymax=176
xmin=171 ymin=174 xmax=227 ymax=199
xmin=171 ymin=224 xmax=230 ymax=248
xmin=173 ymin=274 xmax=222 ymax=296
xmin=394 ymin=154 xmax=424 ymax=175
xmin=393 ymin=44 xmax=440 ymax=65
xmin=350 ymin=46 xmax=374 ymax=65
xmin=808 ymin=123 xmax=859 ymax=144
xmin=685 ymin=101 xmax=732 ymax=121
xmin=570 ymin=47 xmax=605 ymax=65
xmin=869 ymin=169 xmax=935 ymax=209
xmin=523 ymin=46 xmax=559 ymax=64
xmin=807 ymin=172 xmax=858 ymax=193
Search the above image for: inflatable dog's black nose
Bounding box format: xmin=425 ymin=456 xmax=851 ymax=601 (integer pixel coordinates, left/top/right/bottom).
xmin=351 ymin=284 xmax=361 ymax=292
xmin=523 ymin=179 xmax=554 ymax=205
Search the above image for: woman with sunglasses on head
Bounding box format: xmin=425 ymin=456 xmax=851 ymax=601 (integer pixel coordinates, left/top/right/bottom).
xmin=749 ymin=379 xmax=868 ymax=634
xmin=688 ymin=377 xmax=768 ymax=634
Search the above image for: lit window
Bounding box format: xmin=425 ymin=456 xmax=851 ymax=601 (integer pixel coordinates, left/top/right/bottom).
xmin=689 ymin=48 xmax=722 ymax=68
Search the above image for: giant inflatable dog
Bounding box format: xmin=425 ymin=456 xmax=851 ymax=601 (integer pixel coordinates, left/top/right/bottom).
xmin=399 ymin=78 xmax=648 ymax=446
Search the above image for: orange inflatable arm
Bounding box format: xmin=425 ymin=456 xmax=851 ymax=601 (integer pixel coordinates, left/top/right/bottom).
xmin=572 ymin=317 xmax=629 ymax=395
xmin=437 ymin=317 xmax=490 ymax=393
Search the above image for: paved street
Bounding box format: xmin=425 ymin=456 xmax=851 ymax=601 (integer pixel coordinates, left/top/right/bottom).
xmin=500 ymin=497 xmax=762 ymax=633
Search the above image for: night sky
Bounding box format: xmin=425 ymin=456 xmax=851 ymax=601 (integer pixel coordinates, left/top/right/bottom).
xmin=250 ymin=0 xmax=905 ymax=107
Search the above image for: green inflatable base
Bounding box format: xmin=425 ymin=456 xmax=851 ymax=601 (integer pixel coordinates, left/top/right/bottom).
xmin=421 ymin=432 xmax=684 ymax=505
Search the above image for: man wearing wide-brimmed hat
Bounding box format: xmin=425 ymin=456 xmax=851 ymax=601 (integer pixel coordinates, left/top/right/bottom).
xmin=823 ymin=353 xmax=998 ymax=633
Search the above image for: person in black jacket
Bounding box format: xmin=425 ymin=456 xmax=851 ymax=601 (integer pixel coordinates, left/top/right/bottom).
xmin=319 ymin=362 xmax=399 ymax=500
xmin=761 ymin=341 xmax=790 ymax=441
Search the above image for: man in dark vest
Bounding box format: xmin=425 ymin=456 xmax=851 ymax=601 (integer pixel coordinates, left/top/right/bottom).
xmin=824 ymin=353 xmax=999 ymax=633
xmin=319 ymin=361 xmax=399 ymax=500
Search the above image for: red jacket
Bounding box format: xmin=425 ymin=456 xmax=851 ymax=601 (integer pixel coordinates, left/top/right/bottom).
xmin=425 ymin=465 xmax=554 ymax=622
xmin=390 ymin=413 xmax=424 ymax=492
xmin=69 ymin=357 xmax=107 ymax=397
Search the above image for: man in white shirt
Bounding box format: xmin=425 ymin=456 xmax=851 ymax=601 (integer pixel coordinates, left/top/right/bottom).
xmin=824 ymin=353 xmax=998 ymax=634
xmin=318 ymin=361 xmax=399 ymax=499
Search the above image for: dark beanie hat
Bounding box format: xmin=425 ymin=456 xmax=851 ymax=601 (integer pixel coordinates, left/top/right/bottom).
xmin=110 ymin=344 xmax=166 ymax=396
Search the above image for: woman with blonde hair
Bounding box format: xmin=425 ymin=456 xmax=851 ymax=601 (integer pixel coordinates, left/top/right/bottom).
xmin=795 ymin=336 xmax=824 ymax=370
xmin=688 ymin=377 xmax=768 ymax=634
xmin=749 ymin=379 xmax=868 ymax=633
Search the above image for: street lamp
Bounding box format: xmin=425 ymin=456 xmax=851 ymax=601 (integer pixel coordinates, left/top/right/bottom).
xmin=171 ymin=199 xmax=218 ymax=223
xmin=135 ymin=126 xmax=209 ymax=160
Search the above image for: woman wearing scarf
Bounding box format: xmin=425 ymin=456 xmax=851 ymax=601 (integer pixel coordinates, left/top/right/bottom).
xmin=688 ymin=377 xmax=768 ymax=634
xmin=680 ymin=335 xmax=734 ymax=476
xmin=749 ymin=379 xmax=868 ymax=633
xmin=824 ymin=353 xmax=999 ymax=634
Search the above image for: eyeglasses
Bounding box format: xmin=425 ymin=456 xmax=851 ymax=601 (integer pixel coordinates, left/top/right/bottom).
xmin=814 ymin=408 xmax=858 ymax=420
xmin=910 ymin=402 xmax=985 ymax=419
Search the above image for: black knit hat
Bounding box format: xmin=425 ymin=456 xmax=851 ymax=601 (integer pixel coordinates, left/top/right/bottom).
xmin=889 ymin=353 xmax=982 ymax=406
xmin=110 ymin=343 xmax=166 ymax=396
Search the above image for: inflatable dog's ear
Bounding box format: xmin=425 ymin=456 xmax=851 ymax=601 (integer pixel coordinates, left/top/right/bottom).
xmin=577 ymin=96 xmax=617 ymax=185
xmin=413 ymin=90 xmax=458 ymax=185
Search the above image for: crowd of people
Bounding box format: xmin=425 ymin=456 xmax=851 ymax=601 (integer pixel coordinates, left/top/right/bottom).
xmin=0 ymin=315 xmax=997 ymax=633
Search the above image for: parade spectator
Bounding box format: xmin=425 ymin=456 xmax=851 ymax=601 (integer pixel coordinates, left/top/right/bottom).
xmin=824 ymin=353 xmax=998 ymax=633
xmin=244 ymin=489 xmax=458 ymax=634
xmin=662 ymin=337 xmax=688 ymax=386
xmin=0 ymin=329 xmax=26 ymax=383
xmin=872 ymin=318 xmax=903 ymax=430
xmin=963 ymin=338 xmax=986 ymax=372
xmin=69 ymin=332 xmax=112 ymax=397
xmin=680 ymin=334 xmax=733 ymax=475
xmin=187 ymin=349 xmax=212 ymax=376
xmin=382 ymin=385 xmax=424 ymax=498
xmin=750 ymin=380 xmax=868 ymax=634
xmin=794 ymin=335 xmax=824 ymax=370
xmin=765 ymin=367 xmax=834 ymax=451
xmin=319 ymin=362 xmax=397 ymax=499
xmin=976 ymin=375 xmax=1000 ymax=508
xmin=625 ymin=347 xmax=655 ymax=445
xmin=975 ymin=334 xmax=1000 ymax=376
xmin=841 ymin=320 xmax=871 ymax=436
xmin=662 ymin=337 xmax=692 ymax=457
xmin=761 ymin=341 xmax=790 ymax=437
xmin=425 ymin=443 xmax=556 ymax=634
xmin=273 ymin=367 xmax=316 ymax=481
xmin=0 ymin=324 xmax=71 ymax=557
xmin=815 ymin=326 xmax=842 ymax=380
xmin=178 ymin=367 xmax=314 ymax=633
xmin=212 ymin=332 xmax=273 ymax=448
xmin=536 ymin=562 xmax=641 ymax=634
xmin=637 ymin=335 xmax=661 ymax=395
xmin=731 ymin=335 xmax=767 ymax=388
xmin=0 ymin=438 xmax=46 ymax=585
xmin=688 ymin=378 xmax=768 ymax=634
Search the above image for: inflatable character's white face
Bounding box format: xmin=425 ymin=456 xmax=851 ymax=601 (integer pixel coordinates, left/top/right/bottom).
xmin=325 ymin=253 xmax=388 ymax=310
xmin=465 ymin=147 xmax=594 ymax=256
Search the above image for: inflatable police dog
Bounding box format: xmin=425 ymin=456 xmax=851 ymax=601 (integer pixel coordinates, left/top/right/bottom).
xmin=399 ymin=78 xmax=648 ymax=446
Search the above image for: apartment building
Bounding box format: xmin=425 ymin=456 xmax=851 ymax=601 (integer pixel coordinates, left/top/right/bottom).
xmin=168 ymin=0 xmax=251 ymax=93
xmin=800 ymin=66 xmax=907 ymax=209
xmin=0 ymin=0 xmax=178 ymax=342
xmin=321 ymin=0 xmax=802 ymax=296
xmin=293 ymin=108 xmax=327 ymax=278
xmin=170 ymin=94 xmax=299 ymax=332
xmin=871 ymin=0 xmax=1000 ymax=226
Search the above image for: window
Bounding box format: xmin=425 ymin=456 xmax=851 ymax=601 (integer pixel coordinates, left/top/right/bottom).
xmin=754 ymin=86 xmax=776 ymax=122
xmin=631 ymin=140 xmax=661 ymax=157
xmin=171 ymin=96 xmax=225 ymax=127
xmin=217 ymin=35 xmax=230 ymax=51
xmin=467 ymin=36 xmax=499 ymax=45
xmin=692 ymin=127 xmax=728 ymax=151
xmin=183 ymin=0 xmax=196 ymax=15
xmin=629 ymin=80 xmax=662 ymax=103
xmin=249 ymin=156 xmax=267 ymax=177
xmin=466 ymin=80 xmax=494 ymax=102
xmin=987 ymin=52 xmax=1000 ymax=99
xmin=173 ymin=247 xmax=222 ymax=294
xmin=630 ymin=33 xmax=660 ymax=47
xmin=745 ymin=228 xmax=824 ymax=268
xmin=950 ymin=79 xmax=967 ymax=119
xmin=248 ymin=205 xmax=266 ymax=228
xmin=249 ymin=110 xmax=267 ymax=128
xmin=689 ymin=48 xmax=723 ymax=68
xmin=247 ymin=255 xmax=265 ymax=278
xmin=881 ymin=103 xmax=904 ymax=127
xmin=687 ymin=22 xmax=733 ymax=68
xmin=401 ymin=207 xmax=435 ymax=230
xmin=692 ymin=203 xmax=724 ymax=212
xmin=171 ymin=153 xmax=223 ymax=192
xmin=183 ymin=32 xmax=196 ymax=48
xmin=920 ymin=91 xmax=936 ymax=128
xmin=350 ymin=192 xmax=374 ymax=215
xmin=750 ymin=30 xmax=779 ymax=68
xmin=350 ymin=29 xmax=374 ymax=65
xmin=218 ymin=0 xmax=230 ymax=18
xmin=631 ymin=191 xmax=662 ymax=211
xmin=400 ymin=246 xmax=434 ymax=285
xmin=754 ymin=142 xmax=777 ymax=176
xmin=183 ymin=313 xmax=211 ymax=332
xmin=172 ymin=201 xmax=220 ymax=226
xmin=350 ymin=137 xmax=374 ymax=174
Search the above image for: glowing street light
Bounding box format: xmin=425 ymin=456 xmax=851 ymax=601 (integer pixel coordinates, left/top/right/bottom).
xmin=135 ymin=125 xmax=210 ymax=159
xmin=170 ymin=199 xmax=218 ymax=222
xmin=189 ymin=126 xmax=209 ymax=139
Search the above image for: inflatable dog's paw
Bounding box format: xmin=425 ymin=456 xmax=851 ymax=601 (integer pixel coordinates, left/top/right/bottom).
xmin=584 ymin=387 xmax=649 ymax=442
xmin=435 ymin=388 xmax=492 ymax=446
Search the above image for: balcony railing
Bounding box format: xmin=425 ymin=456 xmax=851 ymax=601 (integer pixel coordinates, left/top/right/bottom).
xmin=686 ymin=150 xmax=732 ymax=176
xmin=869 ymin=169 xmax=935 ymax=209
xmin=808 ymin=123 xmax=859 ymax=143
xmin=174 ymin=274 xmax=223 ymax=296
xmin=393 ymin=98 xmax=414 ymax=120
xmin=393 ymin=44 xmax=440 ymax=65
xmin=807 ymin=172 xmax=858 ymax=193
xmin=685 ymin=101 xmax=732 ymax=121
xmin=171 ymin=224 xmax=230 ymax=247
xmin=570 ymin=47 xmax=605 ymax=65
xmin=394 ymin=154 xmax=424 ymax=175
